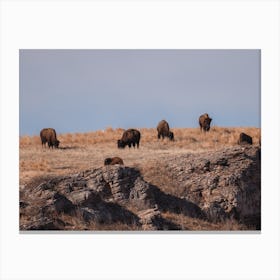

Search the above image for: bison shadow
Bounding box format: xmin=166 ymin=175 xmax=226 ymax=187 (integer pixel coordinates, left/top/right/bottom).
xmin=58 ymin=146 xmax=80 ymax=150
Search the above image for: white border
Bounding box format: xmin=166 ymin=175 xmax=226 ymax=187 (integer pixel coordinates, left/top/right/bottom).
xmin=1 ymin=1 xmax=279 ymax=279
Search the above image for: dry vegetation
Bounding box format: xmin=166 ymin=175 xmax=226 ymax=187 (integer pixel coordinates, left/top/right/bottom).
xmin=20 ymin=126 xmax=260 ymax=230
xmin=20 ymin=126 xmax=260 ymax=185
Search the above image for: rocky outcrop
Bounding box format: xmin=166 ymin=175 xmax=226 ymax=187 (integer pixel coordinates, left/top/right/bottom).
xmin=163 ymin=146 xmax=261 ymax=227
xmin=20 ymin=146 xmax=261 ymax=230
xmin=20 ymin=166 xmax=180 ymax=230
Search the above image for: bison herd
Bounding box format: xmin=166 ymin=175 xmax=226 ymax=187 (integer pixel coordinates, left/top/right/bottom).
xmin=40 ymin=113 xmax=256 ymax=164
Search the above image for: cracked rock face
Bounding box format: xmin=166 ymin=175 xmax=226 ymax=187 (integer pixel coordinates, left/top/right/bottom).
xmin=20 ymin=146 xmax=260 ymax=230
xmin=163 ymin=146 xmax=261 ymax=226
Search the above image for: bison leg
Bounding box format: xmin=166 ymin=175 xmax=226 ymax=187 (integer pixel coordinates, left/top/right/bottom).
xmin=41 ymin=139 xmax=47 ymax=148
xmin=157 ymin=133 xmax=161 ymax=139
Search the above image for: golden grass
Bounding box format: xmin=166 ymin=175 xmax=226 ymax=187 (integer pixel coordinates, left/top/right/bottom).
xmin=20 ymin=126 xmax=260 ymax=186
xmin=58 ymin=212 xmax=142 ymax=231
xmin=20 ymin=126 xmax=260 ymax=148
xmin=161 ymin=211 xmax=252 ymax=231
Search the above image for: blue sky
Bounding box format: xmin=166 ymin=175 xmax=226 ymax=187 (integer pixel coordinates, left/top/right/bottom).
xmin=19 ymin=49 xmax=260 ymax=136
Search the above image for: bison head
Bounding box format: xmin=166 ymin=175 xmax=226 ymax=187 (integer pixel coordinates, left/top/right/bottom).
xmin=104 ymin=158 xmax=112 ymax=165
xmin=204 ymin=118 xmax=212 ymax=131
xmin=54 ymin=140 xmax=60 ymax=148
xmin=117 ymin=140 xmax=125 ymax=149
xmin=169 ymin=131 xmax=174 ymax=141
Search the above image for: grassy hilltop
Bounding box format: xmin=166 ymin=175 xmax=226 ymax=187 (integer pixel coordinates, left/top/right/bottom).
xmin=20 ymin=126 xmax=260 ymax=185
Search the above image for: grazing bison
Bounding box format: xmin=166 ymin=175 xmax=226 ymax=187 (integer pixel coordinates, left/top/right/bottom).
xmin=104 ymin=157 xmax=124 ymax=166
xmin=157 ymin=120 xmax=174 ymax=141
xmin=238 ymin=132 xmax=253 ymax=145
xmin=199 ymin=113 xmax=212 ymax=132
xmin=40 ymin=128 xmax=60 ymax=148
xmin=117 ymin=129 xmax=141 ymax=149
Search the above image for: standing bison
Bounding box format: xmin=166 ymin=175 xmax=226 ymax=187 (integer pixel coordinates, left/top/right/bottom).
xmin=157 ymin=120 xmax=174 ymax=141
xmin=117 ymin=129 xmax=141 ymax=149
xmin=199 ymin=113 xmax=212 ymax=132
xmin=40 ymin=128 xmax=60 ymax=148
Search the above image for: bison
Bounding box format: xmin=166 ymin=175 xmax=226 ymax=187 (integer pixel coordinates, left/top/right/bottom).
xmin=199 ymin=113 xmax=212 ymax=132
xmin=40 ymin=128 xmax=60 ymax=148
xmin=104 ymin=157 xmax=124 ymax=165
xmin=117 ymin=129 xmax=141 ymax=149
xmin=157 ymin=120 xmax=174 ymax=141
xmin=238 ymin=132 xmax=253 ymax=145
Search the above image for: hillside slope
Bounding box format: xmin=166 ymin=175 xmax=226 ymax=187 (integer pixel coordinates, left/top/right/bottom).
xmin=20 ymin=145 xmax=261 ymax=231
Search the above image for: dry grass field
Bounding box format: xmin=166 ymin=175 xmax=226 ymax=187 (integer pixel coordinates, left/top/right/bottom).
xmin=20 ymin=126 xmax=261 ymax=230
xmin=20 ymin=126 xmax=260 ymax=185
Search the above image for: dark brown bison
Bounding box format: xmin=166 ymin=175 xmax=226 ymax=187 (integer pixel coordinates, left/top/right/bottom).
xmin=40 ymin=128 xmax=60 ymax=148
xmin=199 ymin=113 xmax=212 ymax=132
xmin=104 ymin=157 xmax=124 ymax=165
xmin=238 ymin=132 xmax=253 ymax=145
xmin=157 ymin=120 xmax=174 ymax=141
xmin=117 ymin=129 xmax=141 ymax=149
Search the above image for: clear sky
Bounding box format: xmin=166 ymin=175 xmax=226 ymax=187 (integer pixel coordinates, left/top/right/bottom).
xmin=19 ymin=49 xmax=260 ymax=136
